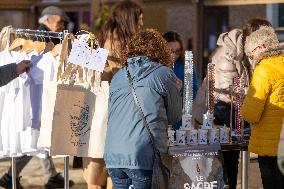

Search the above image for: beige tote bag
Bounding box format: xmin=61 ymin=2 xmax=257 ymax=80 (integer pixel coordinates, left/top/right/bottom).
xmin=38 ymin=66 xmax=109 ymax=157
xmin=38 ymin=33 xmax=109 ymax=157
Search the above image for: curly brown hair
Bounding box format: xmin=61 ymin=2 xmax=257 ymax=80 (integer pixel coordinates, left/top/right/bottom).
xmin=123 ymin=28 xmax=173 ymax=67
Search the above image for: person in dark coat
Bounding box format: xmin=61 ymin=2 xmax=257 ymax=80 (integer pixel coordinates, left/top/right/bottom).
xmin=37 ymin=6 xmax=70 ymax=44
xmin=0 ymin=60 xmax=30 ymax=87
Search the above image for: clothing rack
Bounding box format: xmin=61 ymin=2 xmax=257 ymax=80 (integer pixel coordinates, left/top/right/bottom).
xmin=9 ymin=27 xmax=70 ymax=189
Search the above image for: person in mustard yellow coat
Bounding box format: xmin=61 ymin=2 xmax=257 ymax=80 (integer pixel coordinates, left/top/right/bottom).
xmin=241 ymin=26 xmax=284 ymax=189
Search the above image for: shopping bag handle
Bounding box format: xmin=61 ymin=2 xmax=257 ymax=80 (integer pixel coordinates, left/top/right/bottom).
xmin=57 ymin=33 xmax=75 ymax=81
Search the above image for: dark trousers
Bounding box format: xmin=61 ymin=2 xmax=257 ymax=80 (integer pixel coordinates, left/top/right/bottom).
xmin=222 ymin=150 xmax=240 ymax=189
xmin=258 ymin=156 xmax=284 ymax=189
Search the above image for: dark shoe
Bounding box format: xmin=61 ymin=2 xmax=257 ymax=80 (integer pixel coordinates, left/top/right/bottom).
xmin=72 ymin=156 xmax=83 ymax=169
xmin=44 ymin=173 xmax=74 ymax=189
xmin=0 ymin=173 xmax=23 ymax=189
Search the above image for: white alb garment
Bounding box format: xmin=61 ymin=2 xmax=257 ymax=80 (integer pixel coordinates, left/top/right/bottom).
xmin=0 ymin=50 xmax=26 ymax=157
xmin=26 ymin=52 xmax=58 ymax=130
xmin=0 ymin=50 xmax=59 ymax=157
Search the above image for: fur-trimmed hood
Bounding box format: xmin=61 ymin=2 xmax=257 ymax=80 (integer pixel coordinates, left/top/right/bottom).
xmin=254 ymin=42 xmax=284 ymax=64
xmin=244 ymin=26 xmax=284 ymax=67
xmin=245 ymin=26 xmax=278 ymax=56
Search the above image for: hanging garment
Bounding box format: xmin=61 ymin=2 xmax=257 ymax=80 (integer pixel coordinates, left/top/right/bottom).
xmin=0 ymin=50 xmax=58 ymax=157
xmin=26 ymin=52 xmax=58 ymax=129
xmin=0 ymin=51 xmax=22 ymax=157
xmin=0 ymin=26 xmax=14 ymax=51
xmin=0 ymin=50 xmax=30 ymax=157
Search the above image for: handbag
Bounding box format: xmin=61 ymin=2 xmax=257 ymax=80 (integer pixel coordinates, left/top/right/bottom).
xmin=125 ymin=65 xmax=173 ymax=189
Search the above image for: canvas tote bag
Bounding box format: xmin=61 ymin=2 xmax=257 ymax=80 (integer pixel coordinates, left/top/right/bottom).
xmin=38 ymin=34 xmax=109 ymax=157
xmin=51 ymin=68 xmax=109 ymax=158
xmin=37 ymin=33 xmax=72 ymax=151
xmin=39 ymin=65 xmax=109 ymax=157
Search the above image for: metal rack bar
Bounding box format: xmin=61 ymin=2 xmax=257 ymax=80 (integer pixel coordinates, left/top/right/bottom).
xmin=12 ymin=28 xmax=65 ymax=39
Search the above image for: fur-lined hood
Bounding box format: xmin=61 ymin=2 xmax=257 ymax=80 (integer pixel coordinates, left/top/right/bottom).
xmin=254 ymin=42 xmax=284 ymax=64
xmin=244 ymin=26 xmax=284 ymax=67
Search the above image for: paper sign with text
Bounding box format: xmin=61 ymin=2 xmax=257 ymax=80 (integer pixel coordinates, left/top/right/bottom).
xmin=67 ymin=39 xmax=108 ymax=72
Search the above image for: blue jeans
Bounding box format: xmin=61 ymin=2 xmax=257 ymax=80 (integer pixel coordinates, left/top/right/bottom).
xmin=108 ymin=168 xmax=152 ymax=189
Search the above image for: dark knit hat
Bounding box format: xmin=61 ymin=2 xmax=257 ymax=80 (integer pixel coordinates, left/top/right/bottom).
xmin=41 ymin=6 xmax=70 ymax=22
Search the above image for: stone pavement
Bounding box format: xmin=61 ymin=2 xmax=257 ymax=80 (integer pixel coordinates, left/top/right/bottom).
xmin=0 ymin=155 xmax=263 ymax=189
xmin=236 ymin=157 xmax=263 ymax=189
xmin=0 ymin=157 xmax=87 ymax=189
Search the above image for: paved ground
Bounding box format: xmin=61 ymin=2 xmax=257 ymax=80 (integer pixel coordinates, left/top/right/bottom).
xmin=236 ymin=157 xmax=263 ymax=189
xmin=0 ymin=154 xmax=263 ymax=189
xmin=0 ymin=157 xmax=87 ymax=189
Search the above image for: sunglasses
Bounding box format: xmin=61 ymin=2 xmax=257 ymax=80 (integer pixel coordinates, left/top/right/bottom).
xmin=248 ymin=44 xmax=266 ymax=60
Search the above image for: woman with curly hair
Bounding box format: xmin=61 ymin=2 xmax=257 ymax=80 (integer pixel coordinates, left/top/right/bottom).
xmin=104 ymin=29 xmax=182 ymax=188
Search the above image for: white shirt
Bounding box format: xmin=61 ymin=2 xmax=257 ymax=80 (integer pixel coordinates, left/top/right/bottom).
xmin=0 ymin=50 xmax=45 ymax=157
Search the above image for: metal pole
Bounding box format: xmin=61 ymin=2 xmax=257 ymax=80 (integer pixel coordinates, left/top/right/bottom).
xmin=11 ymin=157 xmax=17 ymax=189
xmin=241 ymin=150 xmax=249 ymax=189
xmin=62 ymin=30 xmax=69 ymax=71
xmin=64 ymin=156 xmax=69 ymax=189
